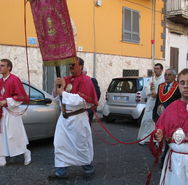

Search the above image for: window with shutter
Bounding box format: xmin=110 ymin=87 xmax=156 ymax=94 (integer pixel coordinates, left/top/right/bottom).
xmin=170 ymin=47 xmax=179 ymax=72
xmin=122 ymin=7 xmax=140 ymax=43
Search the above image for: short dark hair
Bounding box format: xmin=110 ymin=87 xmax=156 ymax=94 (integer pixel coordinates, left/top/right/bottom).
xmin=0 ymin=58 xmax=13 ymax=72
xmin=77 ymin=57 xmax=84 ymax=66
xmin=177 ymin=68 xmax=188 ymax=81
xmin=155 ymin=63 xmax=163 ymax=70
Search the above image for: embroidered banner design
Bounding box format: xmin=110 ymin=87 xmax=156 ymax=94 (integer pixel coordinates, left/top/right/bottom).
xmin=30 ymin=0 xmax=76 ymax=66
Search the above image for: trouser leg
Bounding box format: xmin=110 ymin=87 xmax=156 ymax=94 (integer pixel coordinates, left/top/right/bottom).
xmin=87 ymin=109 xmax=95 ymax=125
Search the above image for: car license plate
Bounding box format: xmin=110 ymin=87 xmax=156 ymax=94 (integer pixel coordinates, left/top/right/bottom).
xmin=113 ymin=96 xmax=129 ymax=102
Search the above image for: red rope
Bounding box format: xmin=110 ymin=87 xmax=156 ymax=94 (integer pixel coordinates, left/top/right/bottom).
xmin=93 ymin=111 xmax=154 ymax=145
xmin=146 ymin=131 xmax=163 ymax=185
xmin=92 ymin=111 xmax=163 ymax=185
xmin=24 ymin=0 xmax=31 ymax=91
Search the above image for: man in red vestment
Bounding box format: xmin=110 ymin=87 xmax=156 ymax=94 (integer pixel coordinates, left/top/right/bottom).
xmin=0 ymin=59 xmax=31 ymax=166
xmin=155 ymin=68 xmax=188 ymax=185
xmin=49 ymin=57 xmax=98 ymax=179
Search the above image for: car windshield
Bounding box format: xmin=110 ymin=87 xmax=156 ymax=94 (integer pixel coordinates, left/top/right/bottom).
xmin=23 ymin=83 xmax=45 ymax=99
xmin=108 ymin=79 xmax=137 ymax=93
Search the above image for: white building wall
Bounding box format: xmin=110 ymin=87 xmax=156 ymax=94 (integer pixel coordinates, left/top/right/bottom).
xmin=0 ymin=45 xmax=165 ymax=110
xmin=166 ymin=28 xmax=188 ymax=71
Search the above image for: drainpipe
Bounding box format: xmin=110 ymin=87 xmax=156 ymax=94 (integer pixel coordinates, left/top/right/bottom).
xmin=151 ymin=0 xmax=156 ymax=96
xmin=92 ymin=0 xmax=97 ymax=78
xmin=93 ymin=52 xmax=96 ymax=78
xmin=151 ymin=0 xmax=156 ymax=68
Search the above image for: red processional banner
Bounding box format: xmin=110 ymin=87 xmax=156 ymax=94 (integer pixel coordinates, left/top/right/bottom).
xmin=30 ymin=0 xmax=76 ymax=66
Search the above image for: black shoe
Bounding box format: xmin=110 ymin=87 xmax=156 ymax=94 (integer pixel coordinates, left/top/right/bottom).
xmin=48 ymin=167 xmax=69 ymax=180
xmin=82 ymin=164 xmax=95 ymax=177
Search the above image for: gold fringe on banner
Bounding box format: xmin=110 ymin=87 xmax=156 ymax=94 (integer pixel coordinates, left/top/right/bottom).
xmin=43 ymin=57 xmax=76 ymax=66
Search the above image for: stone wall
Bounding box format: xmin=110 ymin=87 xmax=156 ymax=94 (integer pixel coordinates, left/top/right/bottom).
xmin=0 ymin=45 xmax=43 ymax=89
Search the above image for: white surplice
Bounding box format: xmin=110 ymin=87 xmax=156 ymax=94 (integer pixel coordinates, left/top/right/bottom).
xmin=54 ymin=91 xmax=93 ymax=167
xmin=137 ymin=74 xmax=164 ymax=144
xmin=159 ymin=143 xmax=188 ymax=185
xmin=0 ymin=98 xmax=29 ymax=157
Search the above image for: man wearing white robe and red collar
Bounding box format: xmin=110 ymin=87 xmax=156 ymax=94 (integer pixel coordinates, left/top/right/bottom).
xmin=155 ymin=68 xmax=188 ymax=185
xmin=49 ymin=57 xmax=98 ymax=179
xmin=0 ymin=59 xmax=31 ymax=166
xmin=153 ymin=68 xmax=181 ymax=168
xmin=153 ymin=68 xmax=181 ymax=122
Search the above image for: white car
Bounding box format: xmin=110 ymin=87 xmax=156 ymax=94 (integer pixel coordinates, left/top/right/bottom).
xmin=21 ymin=82 xmax=60 ymax=141
xmin=102 ymin=77 xmax=151 ymax=124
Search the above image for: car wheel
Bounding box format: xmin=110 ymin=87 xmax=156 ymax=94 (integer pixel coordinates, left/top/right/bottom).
xmin=102 ymin=115 xmax=114 ymax=123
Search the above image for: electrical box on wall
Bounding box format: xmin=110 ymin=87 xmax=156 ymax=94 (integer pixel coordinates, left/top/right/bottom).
xmin=96 ymin=0 xmax=102 ymax=6
xmin=77 ymin=46 xmax=83 ymax=52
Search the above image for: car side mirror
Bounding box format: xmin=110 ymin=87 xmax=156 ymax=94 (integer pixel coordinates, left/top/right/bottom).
xmin=43 ymin=98 xmax=52 ymax=104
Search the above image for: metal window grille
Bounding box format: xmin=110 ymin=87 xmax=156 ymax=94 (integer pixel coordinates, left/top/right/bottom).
xmin=122 ymin=7 xmax=140 ymax=43
xmin=123 ymin=69 xmax=139 ymax=77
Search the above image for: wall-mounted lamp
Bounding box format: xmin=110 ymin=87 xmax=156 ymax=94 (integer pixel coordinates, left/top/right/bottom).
xmin=96 ymin=0 xmax=102 ymax=7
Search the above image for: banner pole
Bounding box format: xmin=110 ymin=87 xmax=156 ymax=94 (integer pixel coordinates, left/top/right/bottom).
xmin=55 ymin=66 xmax=61 ymax=78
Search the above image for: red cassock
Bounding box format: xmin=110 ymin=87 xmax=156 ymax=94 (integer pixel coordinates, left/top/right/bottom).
xmin=0 ymin=74 xmax=29 ymax=119
xmin=156 ymin=99 xmax=188 ymax=138
xmin=64 ymin=74 xmax=98 ymax=106
xmin=155 ymin=100 xmax=188 ymax=185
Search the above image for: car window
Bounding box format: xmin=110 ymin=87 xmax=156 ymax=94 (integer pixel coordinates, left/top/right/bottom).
xmin=108 ymin=79 xmax=137 ymax=93
xmin=137 ymin=78 xmax=144 ymax=91
xmin=23 ymin=83 xmax=45 ymax=100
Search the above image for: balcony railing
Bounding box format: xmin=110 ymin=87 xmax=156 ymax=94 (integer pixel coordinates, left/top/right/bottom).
xmin=166 ymin=0 xmax=188 ymax=25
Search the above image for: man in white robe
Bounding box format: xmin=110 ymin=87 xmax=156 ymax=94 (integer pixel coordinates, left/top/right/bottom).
xmin=49 ymin=57 xmax=98 ymax=179
xmin=137 ymin=63 xmax=164 ymax=144
xmin=0 ymin=59 xmax=31 ymax=166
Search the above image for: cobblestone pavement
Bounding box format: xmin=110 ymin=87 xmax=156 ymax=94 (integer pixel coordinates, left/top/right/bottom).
xmin=0 ymin=119 xmax=161 ymax=185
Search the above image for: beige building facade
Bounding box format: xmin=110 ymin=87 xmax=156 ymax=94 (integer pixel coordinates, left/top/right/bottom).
xmin=0 ymin=0 xmax=166 ymax=109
